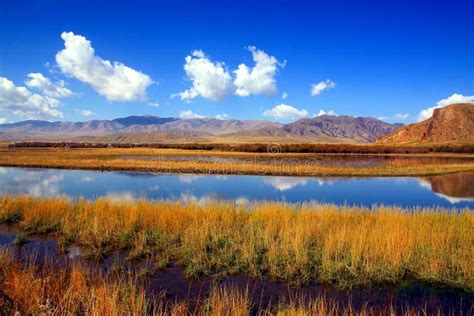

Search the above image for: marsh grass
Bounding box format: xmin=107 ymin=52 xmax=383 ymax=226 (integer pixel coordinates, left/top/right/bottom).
xmin=0 ymin=195 xmax=472 ymax=292
xmin=1 ymin=147 xmax=474 ymax=176
xmin=0 ymin=247 xmax=149 ymax=315
xmin=0 ymin=246 xmax=444 ymax=315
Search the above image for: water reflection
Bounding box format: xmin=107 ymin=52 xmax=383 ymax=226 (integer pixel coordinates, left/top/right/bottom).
xmin=263 ymin=177 xmax=309 ymax=191
xmin=419 ymin=172 xmax=474 ymax=204
xmin=0 ymin=167 xmax=473 ymax=209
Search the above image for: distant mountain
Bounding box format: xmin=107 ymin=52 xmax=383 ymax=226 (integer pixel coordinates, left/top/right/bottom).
xmin=377 ymin=103 xmax=474 ymax=144
xmin=112 ymin=115 xmax=178 ymax=127
xmin=283 ymin=115 xmax=403 ymax=143
xmin=0 ymin=114 xmax=403 ymax=144
xmin=0 ymin=116 xmax=281 ymax=137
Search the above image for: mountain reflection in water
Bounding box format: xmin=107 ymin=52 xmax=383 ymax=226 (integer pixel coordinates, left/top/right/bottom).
xmin=0 ymin=167 xmax=472 ymax=209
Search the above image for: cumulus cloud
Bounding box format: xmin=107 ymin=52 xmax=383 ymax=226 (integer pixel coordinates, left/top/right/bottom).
xmin=56 ymin=32 xmax=153 ymax=102
xmin=25 ymin=73 xmax=74 ymax=98
xmin=417 ymin=93 xmax=474 ymax=121
xmin=179 ymin=110 xmax=206 ymax=119
xmin=316 ymin=109 xmax=336 ymax=116
xmin=215 ymin=113 xmax=229 ymax=120
xmin=0 ymin=76 xmax=63 ymax=119
xmin=311 ymin=79 xmax=336 ymax=96
xmin=75 ymin=109 xmax=94 ymax=117
xmin=263 ymin=103 xmax=309 ymax=121
xmin=437 ymin=93 xmax=474 ymax=107
xmin=174 ymin=50 xmax=234 ymax=102
xmin=0 ymin=118 xmax=8 ymax=124
xmin=175 ymin=47 xmax=282 ymax=101
xmin=234 ymin=46 xmax=283 ymax=97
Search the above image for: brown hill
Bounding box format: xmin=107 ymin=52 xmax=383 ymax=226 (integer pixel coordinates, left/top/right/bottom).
xmin=283 ymin=115 xmax=403 ymax=143
xmin=378 ymin=103 xmax=474 ymax=144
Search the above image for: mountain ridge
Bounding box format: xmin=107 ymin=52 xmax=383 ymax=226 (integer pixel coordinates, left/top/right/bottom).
xmin=377 ymin=103 xmax=474 ymax=144
xmin=0 ymin=114 xmax=403 ymax=144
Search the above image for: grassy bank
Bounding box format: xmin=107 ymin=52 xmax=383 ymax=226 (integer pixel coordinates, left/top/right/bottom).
xmin=0 ymin=196 xmax=472 ymax=292
xmin=1 ymin=147 xmax=474 ymax=176
xmin=0 ymin=247 xmax=434 ymax=315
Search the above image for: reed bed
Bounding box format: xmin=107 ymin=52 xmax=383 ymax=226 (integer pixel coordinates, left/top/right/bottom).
xmin=0 ymin=246 xmax=443 ymax=315
xmin=1 ymin=148 xmax=474 ymax=176
xmin=0 ymin=195 xmax=472 ymax=292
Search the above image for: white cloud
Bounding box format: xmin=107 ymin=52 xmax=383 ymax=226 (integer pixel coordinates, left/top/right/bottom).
xmin=215 ymin=113 xmax=229 ymax=120
xmin=178 ymin=174 xmax=204 ymax=183
xmin=106 ymin=191 xmax=137 ymax=201
xmin=234 ymin=46 xmax=283 ymax=97
xmin=180 ymin=192 xmax=214 ymax=205
xmin=263 ymin=103 xmax=309 ymax=121
xmin=179 ymin=110 xmax=205 ymax=119
xmin=0 ymin=76 xmax=63 ymax=119
xmin=0 ymin=118 xmax=8 ymax=124
xmin=25 ymin=73 xmax=74 ymax=98
xmin=175 ymin=47 xmax=283 ymax=101
xmin=235 ymin=197 xmax=249 ymax=205
xmin=418 ymin=107 xmax=438 ymax=122
xmin=377 ymin=113 xmax=409 ymax=122
xmin=311 ymin=79 xmax=336 ymax=96
xmin=282 ymin=92 xmax=288 ymax=99
xmin=147 ymin=102 xmax=160 ymax=107
xmin=395 ymin=113 xmax=409 ymax=120
xmin=75 ymin=109 xmax=94 ymax=117
xmin=174 ymin=50 xmax=234 ymax=102
xmin=437 ymin=93 xmax=474 ymax=107
xmin=56 ymin=32 xmax=153 ymax=102
xmin=263 ymin=177 xmax=308 ymax=191
xmin=316 ymin=109 xmax=336 ymax=116
xmin=417 ymin=93 xmax=474 ymax=121
xmin=178 ymin=110 xmax=229 ymax=120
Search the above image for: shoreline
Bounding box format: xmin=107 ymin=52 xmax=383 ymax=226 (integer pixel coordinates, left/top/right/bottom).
xmin=1 ymin=148 xmax=474 ymax=177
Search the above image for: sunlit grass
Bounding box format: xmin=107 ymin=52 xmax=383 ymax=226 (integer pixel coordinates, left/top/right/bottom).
xmin=0 ymin=195 xmax=472 ymax=292
xmin=1 ymin=147 xmax=474 ymax=176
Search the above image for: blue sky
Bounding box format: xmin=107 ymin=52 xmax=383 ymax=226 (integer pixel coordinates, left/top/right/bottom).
xmin=0 ymin=0 xmax=473 ymax=124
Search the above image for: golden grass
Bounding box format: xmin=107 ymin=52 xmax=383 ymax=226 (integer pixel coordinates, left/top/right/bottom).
xmin=0 ymin=247 xmax=148 ymax=315
xmin=0 ymin=195 xmax=472 ymax=292
xmin=1 ymin=147 xmax=474 ymax=176
xmin=0 ymin=247 xmax=444 ymax=315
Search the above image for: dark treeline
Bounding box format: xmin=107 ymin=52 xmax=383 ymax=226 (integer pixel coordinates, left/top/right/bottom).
xmin=8 ymin=141 xmax=474 ymax=154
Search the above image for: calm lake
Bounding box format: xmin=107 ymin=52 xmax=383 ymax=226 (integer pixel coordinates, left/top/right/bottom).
xmin=1 ymin=167 xmax=473 ymax=209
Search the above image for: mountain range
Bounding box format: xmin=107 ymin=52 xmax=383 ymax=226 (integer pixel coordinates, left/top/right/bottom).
xmin=0 ymin=114 xmax=404 ymax=144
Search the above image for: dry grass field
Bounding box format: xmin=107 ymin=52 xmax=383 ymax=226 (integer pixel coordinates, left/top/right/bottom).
xmin=1 ymin=147 xmax=474 ymax=176
xmin=0 ymin=195 xmax=472 ymax=292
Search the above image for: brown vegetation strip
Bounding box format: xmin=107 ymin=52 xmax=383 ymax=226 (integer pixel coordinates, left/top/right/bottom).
xmin=0 ymin=196 xmax=472 ymax=292
xmin=1 ymin=148 xmax=474 ymax=176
